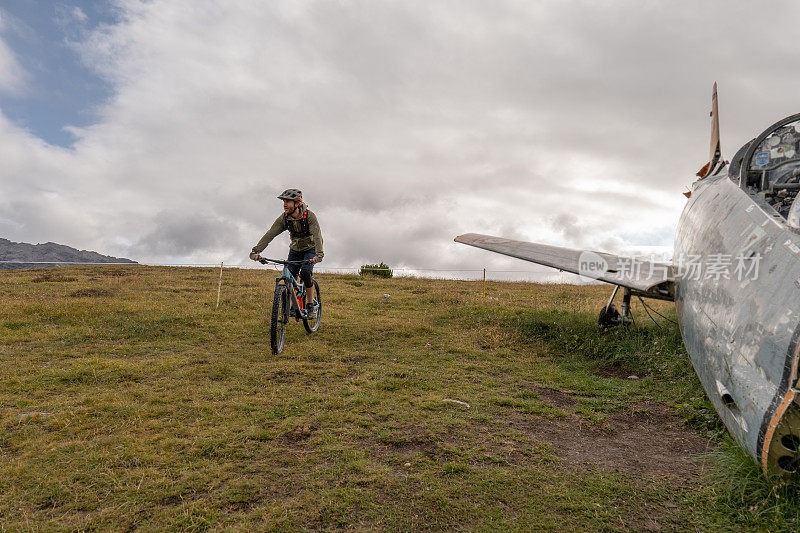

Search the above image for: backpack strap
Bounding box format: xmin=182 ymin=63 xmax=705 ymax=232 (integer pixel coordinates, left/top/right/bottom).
xmin=284 ymin=211 xmax=312 ymax=238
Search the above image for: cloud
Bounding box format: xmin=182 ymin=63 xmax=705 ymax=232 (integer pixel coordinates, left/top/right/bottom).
xmin=0 ymin=12 xmax=26 ymax=94
xmin=54 ymin=5 xmax=89 ymax=29
xmin=135 ymin=210 xmax=244 ymax=259
xmin=1 ymin=0 xmax=800 ymax=278
xmin=54 ymin=6 xmax=91 ymax=45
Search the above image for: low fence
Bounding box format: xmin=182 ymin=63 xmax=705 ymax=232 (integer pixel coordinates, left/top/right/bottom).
xmin=0 ymin=260 xmax=583 ymax=309
xmin=0 ymin=260 xmax=568 ymax=282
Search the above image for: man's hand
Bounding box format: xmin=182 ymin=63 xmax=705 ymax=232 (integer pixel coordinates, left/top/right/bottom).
xmin=249 ymin=252 xmax=260 ymax=261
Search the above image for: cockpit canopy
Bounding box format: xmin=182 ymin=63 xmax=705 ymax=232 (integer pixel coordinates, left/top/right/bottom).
xmin=737 ymin=114 xmax=800 ymax=224
xmin=739 ymin=114 xmax=800 ymax=191
xmin=749 ymin=119 xmax=800 ymax=173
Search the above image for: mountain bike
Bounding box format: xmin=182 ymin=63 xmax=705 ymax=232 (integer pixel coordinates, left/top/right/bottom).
xmin=256 ymin=256 xmax=322 ymax=354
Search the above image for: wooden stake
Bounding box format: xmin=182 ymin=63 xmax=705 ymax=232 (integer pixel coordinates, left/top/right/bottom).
xmin=216 ymin=262 xmax=224 ymax=309
xmin=483 ymin=268 xmax=486 ymax=302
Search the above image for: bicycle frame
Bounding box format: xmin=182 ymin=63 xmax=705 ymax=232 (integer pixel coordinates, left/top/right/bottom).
xmin=277 ymin=264 xmax=307 ymax=317
xmin=258 ymin=257 xmax=314 ymax=318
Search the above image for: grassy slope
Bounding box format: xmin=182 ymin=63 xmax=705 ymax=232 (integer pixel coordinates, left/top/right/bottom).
xmin=0 ymin=266 xmax=796 ymax=531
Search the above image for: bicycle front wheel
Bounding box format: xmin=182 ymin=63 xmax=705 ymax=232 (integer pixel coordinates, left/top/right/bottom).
xmin=303 ymin=279 xmax=322 ymax=333
xmin=270 ymin=283 xmax=289 ymax=354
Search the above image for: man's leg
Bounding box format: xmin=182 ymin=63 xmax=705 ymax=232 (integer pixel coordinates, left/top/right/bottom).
xmin=301 ymin=269 xmax=314 ymax=307
xmin=302 ymin=249 xmax=316 ymax=307
xmin=287 ymin=249 xmax=303 ymax=280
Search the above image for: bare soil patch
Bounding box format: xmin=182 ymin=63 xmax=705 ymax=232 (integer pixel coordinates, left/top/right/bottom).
xmin=521 ymin=402 xmax=711 ymax=480
xmin=533 ymin=387 xmax=578 ymax=409
xmin=69 ymin=288 xmax=114 ymax=297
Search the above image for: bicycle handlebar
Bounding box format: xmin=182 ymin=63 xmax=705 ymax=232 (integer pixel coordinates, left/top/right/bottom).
xmin=254 ymin=255 xmax=313 ymax=266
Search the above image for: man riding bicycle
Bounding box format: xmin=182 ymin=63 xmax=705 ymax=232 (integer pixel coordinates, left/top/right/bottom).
xmin=250 ymin=189 xmax=324 ymax=316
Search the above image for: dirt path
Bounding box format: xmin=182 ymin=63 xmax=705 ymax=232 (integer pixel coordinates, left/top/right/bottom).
xmin=524 ymin=395 xmax=712 ymax=480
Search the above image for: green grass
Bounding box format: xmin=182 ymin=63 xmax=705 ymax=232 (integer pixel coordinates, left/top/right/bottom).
xmin=503 ymin=297 xmax=800 ymax=530
xmin=0 ymin=265 xmax=797 ymax=530
xmin=704 ymin=437 xmax=800 ymax=530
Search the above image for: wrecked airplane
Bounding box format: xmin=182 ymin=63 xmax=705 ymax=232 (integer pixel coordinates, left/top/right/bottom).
xmin=456 ymin=86 xmax=800 ymax=476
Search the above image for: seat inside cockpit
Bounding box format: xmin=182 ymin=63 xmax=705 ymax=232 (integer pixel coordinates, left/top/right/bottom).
xmin=736 ymin=115 xmax=800 ymax=225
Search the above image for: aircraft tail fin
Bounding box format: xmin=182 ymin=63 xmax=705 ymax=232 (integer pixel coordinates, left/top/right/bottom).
xmin=697 ymin=82 xmax=722 ymax=178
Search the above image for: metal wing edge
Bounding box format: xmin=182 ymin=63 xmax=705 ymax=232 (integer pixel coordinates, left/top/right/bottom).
xmin=455 ymin=233 xmax=674 ymax=300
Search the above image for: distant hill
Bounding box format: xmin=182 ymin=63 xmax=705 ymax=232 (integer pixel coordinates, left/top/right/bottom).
xmin=0 ymin=238 xmax=137 ymax=270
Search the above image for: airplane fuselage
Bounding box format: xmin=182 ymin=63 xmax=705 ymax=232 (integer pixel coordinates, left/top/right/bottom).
xmin=675 ymin=172 xmax=800 ymax=474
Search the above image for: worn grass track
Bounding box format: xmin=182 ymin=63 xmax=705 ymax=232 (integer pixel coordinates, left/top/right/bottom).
xmin=0 ymin=265 xmax=797 ymax=530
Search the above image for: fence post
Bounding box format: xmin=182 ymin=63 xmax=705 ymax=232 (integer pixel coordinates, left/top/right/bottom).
xmin=483 ymin=268 xmax=486 ymax=302
xmin=216 ymin=262 xmax=224 ymax=309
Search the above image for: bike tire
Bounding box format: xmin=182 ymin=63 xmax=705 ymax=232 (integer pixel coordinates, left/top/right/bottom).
xmin=302 ymin=279 xmax=322 ymax=333
xmin=270 ymin=283 xmax=289 ymax=354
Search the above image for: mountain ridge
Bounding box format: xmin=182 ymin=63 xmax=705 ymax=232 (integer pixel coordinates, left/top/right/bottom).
xmin=0 ymin=238 xmax=137 ymax=270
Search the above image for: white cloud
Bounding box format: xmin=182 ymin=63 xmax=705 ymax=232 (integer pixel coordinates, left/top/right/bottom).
xmin=71 ymin=6 xmax=89 ymax=24
xmin=0 ymin=12 xmax=26 ymax=94
xmin=2 ymin=0 xmax=800 ymax=277
xmin=55 ymin=5 xmax=89 ymax=28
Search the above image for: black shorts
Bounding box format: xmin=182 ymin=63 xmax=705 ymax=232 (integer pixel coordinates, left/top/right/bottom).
xmin=287 ymin=248 xmax=315 ymax=280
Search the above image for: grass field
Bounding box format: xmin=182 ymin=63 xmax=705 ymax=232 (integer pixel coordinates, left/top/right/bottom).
xmin=2 ymin=265 xmax=799 ymax=531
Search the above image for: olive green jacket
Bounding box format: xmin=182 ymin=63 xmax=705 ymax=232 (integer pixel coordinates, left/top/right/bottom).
xmin=252 ymin=203 xmax=324 ymax=261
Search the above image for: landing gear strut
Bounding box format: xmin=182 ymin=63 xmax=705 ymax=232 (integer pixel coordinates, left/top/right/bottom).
xmin=598 ymin=286 xmax=632 ymax=328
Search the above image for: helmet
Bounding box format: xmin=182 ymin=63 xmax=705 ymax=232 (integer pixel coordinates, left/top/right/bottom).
xmin=277 ymin=188 xmax=302 ymax=201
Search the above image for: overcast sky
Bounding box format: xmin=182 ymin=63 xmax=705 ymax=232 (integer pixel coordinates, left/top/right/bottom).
xmin=1 ymin=1 xmax=799 ymax=279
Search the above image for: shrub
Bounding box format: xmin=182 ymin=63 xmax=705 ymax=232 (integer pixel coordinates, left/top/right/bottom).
xmin=360 ymin=262 xmax=393 ymax=278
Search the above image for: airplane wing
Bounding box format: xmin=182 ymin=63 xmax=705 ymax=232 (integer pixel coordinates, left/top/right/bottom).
xmin=455 ymin=233 xmax=674 ymax=301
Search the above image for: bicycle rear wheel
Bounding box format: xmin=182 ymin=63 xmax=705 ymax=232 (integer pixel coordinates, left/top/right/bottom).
xmin=302 ymin=279 xmax=322 ymax=333
xmin=270 ymin=283 xmax=289 ymax=354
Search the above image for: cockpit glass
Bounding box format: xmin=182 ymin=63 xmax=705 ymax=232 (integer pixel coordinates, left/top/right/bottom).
xmin=748 ymin=119 xmax=800 ymax=171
